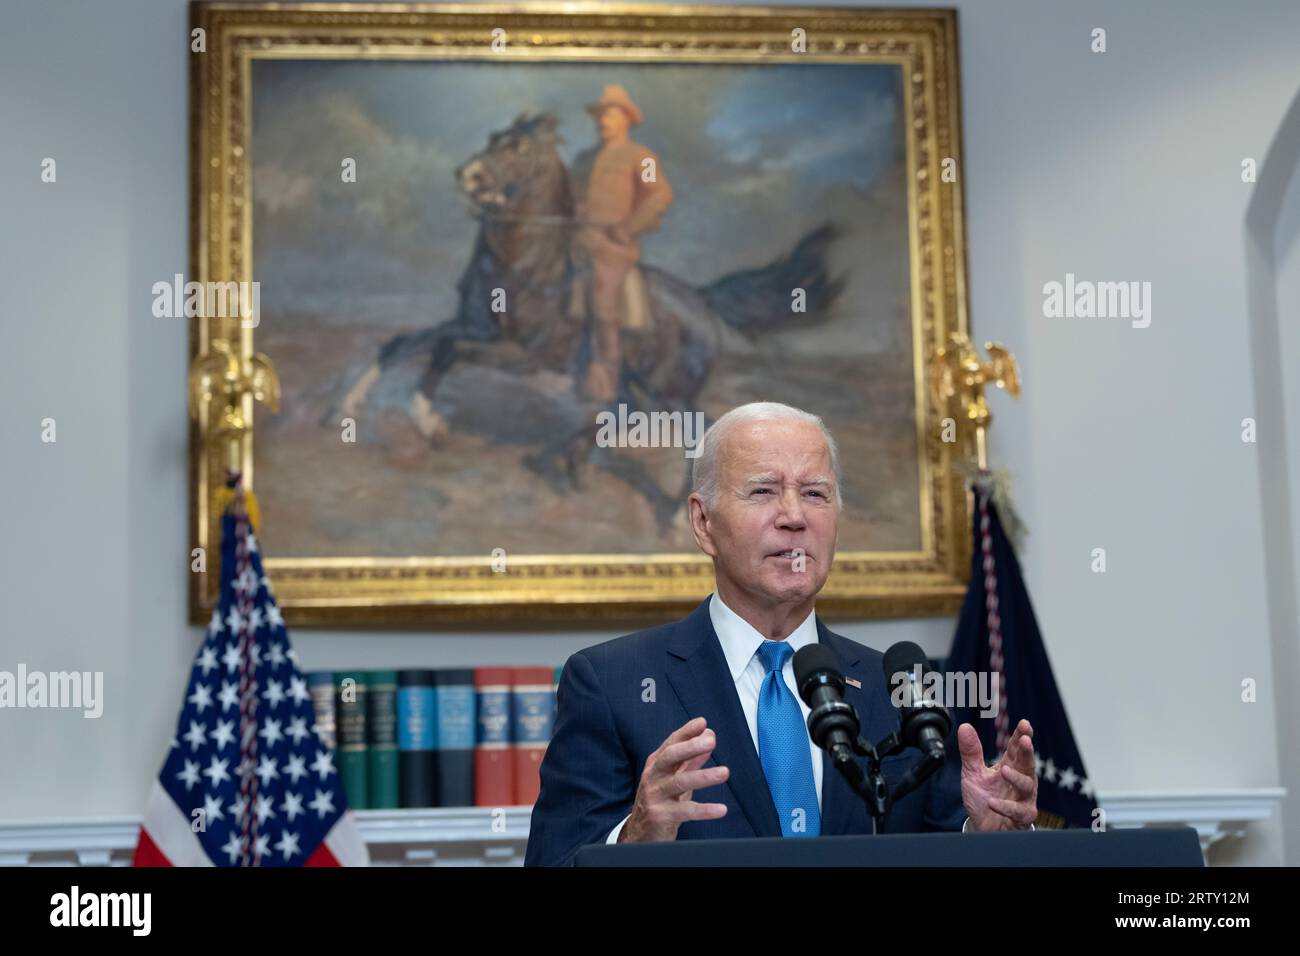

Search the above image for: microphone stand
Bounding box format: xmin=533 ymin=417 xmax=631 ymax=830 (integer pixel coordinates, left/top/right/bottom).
xmin=828 ymin=730 xmax=947 ymax=826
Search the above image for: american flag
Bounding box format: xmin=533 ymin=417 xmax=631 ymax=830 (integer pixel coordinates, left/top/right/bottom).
xmin=133 ymin=483 xmax=368 ymax=866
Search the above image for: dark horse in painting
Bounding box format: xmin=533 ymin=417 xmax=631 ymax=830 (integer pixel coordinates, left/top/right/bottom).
xmin=326 ymin=111 xmax=844 ymax=529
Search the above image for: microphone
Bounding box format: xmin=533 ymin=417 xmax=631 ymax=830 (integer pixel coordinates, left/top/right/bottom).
xmin=793 ymin=644 xmax=860 ymax=763
xmin=881 ymin=642 xmax=952 ymax=761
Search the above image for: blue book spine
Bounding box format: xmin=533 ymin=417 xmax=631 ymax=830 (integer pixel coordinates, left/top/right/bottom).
xmin=433 ymin=670 xmax=475 ymax=807
xmin=397 ymin=670 xmax=436 ymax=808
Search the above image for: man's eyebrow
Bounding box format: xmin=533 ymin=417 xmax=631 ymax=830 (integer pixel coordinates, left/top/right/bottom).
xmin=740 ymin=473 xmax=833 ymax=487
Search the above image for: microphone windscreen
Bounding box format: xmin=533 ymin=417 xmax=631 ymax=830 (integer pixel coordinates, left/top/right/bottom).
xmin=882 ymin=641 xmax=929 ymax=684
xmin=793 ymin=643 xmax=842 ymax=699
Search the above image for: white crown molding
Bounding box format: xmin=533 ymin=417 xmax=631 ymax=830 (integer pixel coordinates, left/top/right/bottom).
xmin=0 ymin=789 xmax=1284 ymax=866
xmin=1098 ymin=788 xmax=1286 ymax=855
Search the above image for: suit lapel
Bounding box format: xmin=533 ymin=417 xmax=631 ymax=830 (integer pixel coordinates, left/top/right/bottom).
xmin=664 ymin=599 xmax=781 ymax=838
xmin=816 ymin=618 xmax=889 ymax=836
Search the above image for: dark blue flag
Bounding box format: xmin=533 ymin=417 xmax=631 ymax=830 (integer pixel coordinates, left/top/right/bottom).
xmin=945 ymin=481 xmax=1099 ymax=829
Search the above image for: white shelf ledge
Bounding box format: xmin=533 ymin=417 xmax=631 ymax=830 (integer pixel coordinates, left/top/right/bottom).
xmin=0 ymin=806 xmax=534 ymax=867
xmin=0 ymin=788 xmax=1283 ymax=866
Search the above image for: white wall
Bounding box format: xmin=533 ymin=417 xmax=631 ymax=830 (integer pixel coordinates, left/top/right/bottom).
xmin=0 ymin=0 xmax=1296 ymax=864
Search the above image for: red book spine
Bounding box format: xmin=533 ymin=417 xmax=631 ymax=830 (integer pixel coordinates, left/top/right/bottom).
xmin=473 ymin=667 xmax=514 ymax=807
xmin=512 ymin=667 xmax=557 ymax=806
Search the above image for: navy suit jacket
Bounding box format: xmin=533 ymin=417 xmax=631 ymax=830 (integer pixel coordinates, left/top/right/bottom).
xmin=525 ymin=597 xmax=966 ymax=866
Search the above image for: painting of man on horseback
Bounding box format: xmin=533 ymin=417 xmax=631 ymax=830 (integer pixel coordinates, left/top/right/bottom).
xmin=250 ymin=58 xmax=921 ymax=560
xmin=326 ymin=86 xmax=844 ymax=527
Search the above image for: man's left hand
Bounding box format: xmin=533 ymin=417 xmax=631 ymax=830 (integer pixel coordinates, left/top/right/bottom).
xmin=958 ymin=718 xmax=1038 ymax=831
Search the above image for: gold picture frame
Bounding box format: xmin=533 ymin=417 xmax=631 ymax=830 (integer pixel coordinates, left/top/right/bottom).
xmin=188 ymin=1 xmax=972 ymax=626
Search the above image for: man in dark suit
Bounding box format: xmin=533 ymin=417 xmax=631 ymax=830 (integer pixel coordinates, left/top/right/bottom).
xmin=525 ymin=402 xmax=1038 ymax=866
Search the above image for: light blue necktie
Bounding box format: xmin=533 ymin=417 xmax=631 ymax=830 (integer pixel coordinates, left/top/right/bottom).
xmin=756 ymin=640 xmax=821 ymax=837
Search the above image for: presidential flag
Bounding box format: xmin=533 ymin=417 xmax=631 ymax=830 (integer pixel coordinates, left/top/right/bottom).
xmin=133 ymin=481 xmax=368 ymax=866
xmin=945 ymin=478 xmax=1100 ymax=829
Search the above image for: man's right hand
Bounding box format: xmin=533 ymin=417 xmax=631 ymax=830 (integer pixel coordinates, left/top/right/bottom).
xmin=618 ymin=717 xmax=729 ymax=843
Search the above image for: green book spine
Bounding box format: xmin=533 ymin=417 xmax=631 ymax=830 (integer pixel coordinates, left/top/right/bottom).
xmin=367 ymin=670 xmax=399 ymax=809
xmin=337 ymin=670 xmax=370 ymax=810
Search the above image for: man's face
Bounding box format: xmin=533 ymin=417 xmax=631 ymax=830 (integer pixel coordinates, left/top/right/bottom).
xmin=688 ymin=419 xmax=840 ymax=609
xmin=596 ymin=105 xmax=630 ymax=142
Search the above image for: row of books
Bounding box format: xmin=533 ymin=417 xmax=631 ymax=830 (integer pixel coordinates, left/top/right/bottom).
xmin=307 ymin=668 xmax=559 ymax=810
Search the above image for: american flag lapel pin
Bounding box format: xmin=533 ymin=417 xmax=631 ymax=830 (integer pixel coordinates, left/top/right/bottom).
xmin=845 ymin=676 xmax=861 ymax=689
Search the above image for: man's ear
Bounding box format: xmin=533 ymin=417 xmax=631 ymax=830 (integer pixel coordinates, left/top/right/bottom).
xmin=687 ymin=493 xmax=717 ymax=557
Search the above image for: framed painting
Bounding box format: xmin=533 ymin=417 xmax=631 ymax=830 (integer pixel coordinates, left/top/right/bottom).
xmin=188 ymin=2 xmax=973 ymax=625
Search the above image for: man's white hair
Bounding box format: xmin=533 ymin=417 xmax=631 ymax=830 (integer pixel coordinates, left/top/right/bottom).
xmin=690 ymin=401 xmax=842 ymax=509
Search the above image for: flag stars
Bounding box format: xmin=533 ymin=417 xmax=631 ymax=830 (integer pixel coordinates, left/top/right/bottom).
xmin=311 ymin=749 xmax=336 ymax=781
xmin=158 ymin=510 xmax=341 ymax=867
xmin=284 ymin=753 xmax=308 ymax=785
xmin=187 ymin=682 xmax=213 ymax=715
xmin=309 ymin=789 xmax=336 ymax=819
xmin=1079 ymin=777 xmax=1095 ymax=799
xmin=202 ymin=793 xmax=225 ymax=825
xmin=275 ymin=830 xmax=301 ymax=861
xmin=177 ymin=759 xmax=202 ymax=791
xmin=218 ymin=681 xmax=240 ymax=712
xmin=259 ymin=717 xmax=284 ymax=747
xmin=183 ymin=720 xmax=208 ymax=751
xmin=234 ymin=567 xmax=259 ymax=595
xmin=203 ymin=756 xmax=231 ymax=788
xmin=288 ymin=676 xmax=310 ymax=707
xmin=286 ymin=716 xmax=310 ymax=746
xmin=255 ymin=755 xmax=279 ymax=787
xmin=221 ymin=833 xmax=244 ymax=865
xmin=212 ymin=718 xmax=235 ymax=751
xmin=1041 ymin=757 xmax=1058 ymax=783
xmin=254 ymin=792 xmax=276 ymax=825
xmin=1057 ymin=766 xmax=1079 ymax=791
xmin=263 ymin=679 xmax=286 ymax=709
xmin=281 ymin=790 xmax=305 ymax=823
